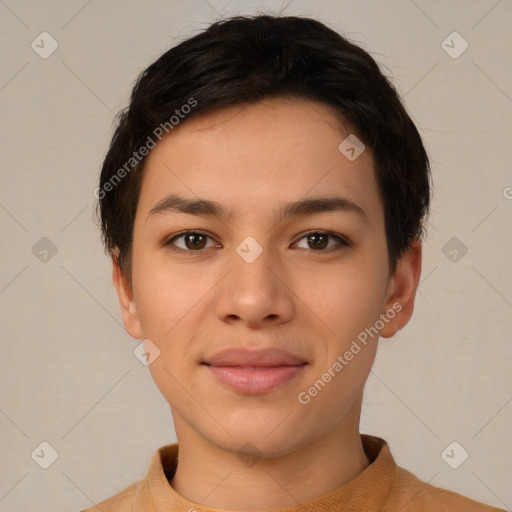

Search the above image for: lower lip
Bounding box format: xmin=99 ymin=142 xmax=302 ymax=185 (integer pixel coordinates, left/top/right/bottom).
xmin=204 ymin=364 xmax=306 ymax=394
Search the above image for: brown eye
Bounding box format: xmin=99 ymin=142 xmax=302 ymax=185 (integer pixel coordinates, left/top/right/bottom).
xmin=184 ymin=233 xmax=207 ymax=250
xmin=307 ymin=233 xmax=328 ymax=250
xmin=167 ymin=231 xmax=216 ymax=251
xmin=294 ymin=231 xmax=349 ymax=252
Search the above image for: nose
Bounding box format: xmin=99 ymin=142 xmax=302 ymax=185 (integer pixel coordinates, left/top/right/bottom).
xmin=214 ymin=240 xmax=295 ymax=329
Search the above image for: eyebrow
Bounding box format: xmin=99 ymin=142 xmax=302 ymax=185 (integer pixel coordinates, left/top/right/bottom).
xmin=147 ymin=193 xmax=368 ymax=223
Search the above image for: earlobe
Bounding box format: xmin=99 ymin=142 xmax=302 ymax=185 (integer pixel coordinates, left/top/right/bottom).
xmin=111 ymin=250 xmax=143 ymax=339
xmin=380 ymin=239 xmax=422 ymax=338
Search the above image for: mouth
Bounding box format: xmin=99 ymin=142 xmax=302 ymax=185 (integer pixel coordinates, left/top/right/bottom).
xmin=201 ymin=347 xmax=308 ymax=394
xmin=203 ymin=363 xmax=307 ymax=394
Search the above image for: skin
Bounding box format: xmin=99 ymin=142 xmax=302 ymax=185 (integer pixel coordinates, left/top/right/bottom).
xmin=112 ymin=97 xmax=422 ymax=511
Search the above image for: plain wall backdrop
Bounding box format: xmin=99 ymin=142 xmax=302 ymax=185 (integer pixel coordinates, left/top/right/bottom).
xmin=0 ymin=0 xmax=511 ymax=510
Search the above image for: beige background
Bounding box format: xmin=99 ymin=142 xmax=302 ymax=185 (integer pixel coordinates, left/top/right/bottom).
xmin=1 ymin=0 xmax=511 ymax=510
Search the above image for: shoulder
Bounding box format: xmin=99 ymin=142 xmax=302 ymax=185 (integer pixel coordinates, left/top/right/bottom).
xmin=382 ymin=466 xmax=506 ymax=512
xmin=79 ymin=479 xmax=142 ymax=512
xmin=76 ymin=442 xmax=179 ymax=511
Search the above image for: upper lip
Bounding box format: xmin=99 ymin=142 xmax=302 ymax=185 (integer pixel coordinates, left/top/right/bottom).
xmin=203 ymin=347 xmax=307 ymax=367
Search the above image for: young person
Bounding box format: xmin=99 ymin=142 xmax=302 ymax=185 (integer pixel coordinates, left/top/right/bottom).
xmin=85 ymin=14 xmax=505 ymax=512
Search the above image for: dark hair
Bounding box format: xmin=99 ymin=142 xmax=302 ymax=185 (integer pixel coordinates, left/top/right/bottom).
xmin=97 ymin=14 xmax=431 ymax=280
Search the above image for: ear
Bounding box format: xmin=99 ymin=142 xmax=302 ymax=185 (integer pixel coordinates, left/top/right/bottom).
xmin=111 ymin=250 xmax=143 ymax=339
xmin=379 ymin=238 xmax=422 ymax=338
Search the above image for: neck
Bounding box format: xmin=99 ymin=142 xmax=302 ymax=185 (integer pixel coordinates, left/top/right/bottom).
xmin=169 ymin=398 xmax=369 ymax=511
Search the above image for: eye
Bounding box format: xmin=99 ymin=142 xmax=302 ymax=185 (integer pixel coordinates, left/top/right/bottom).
xmin=294 ymin=231 xmax=349 ymax=252
xmin=165 ymin=231 xmax=219 ymax=252
xmin=164 ymin=230 xmax=349 ymax=254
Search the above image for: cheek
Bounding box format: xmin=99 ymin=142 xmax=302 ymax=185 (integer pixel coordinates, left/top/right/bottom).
xmin=132 ymin=252 xmax=211 ymax=339
xmin=293 ymin=265 xmax=384 ymax=421
xmin=295 ymin=259 xmax=388 ymax=343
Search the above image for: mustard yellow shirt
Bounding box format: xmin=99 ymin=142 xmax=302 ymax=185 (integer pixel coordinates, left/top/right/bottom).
xmin=81 ymin=434 xmax=505 ymax=511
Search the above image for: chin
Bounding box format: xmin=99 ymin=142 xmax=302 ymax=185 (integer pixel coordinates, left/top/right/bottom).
xmin=222 ymin=432 xmax=307 ymax=461
xmin=213 ymin=415 xmax=316 ymax=460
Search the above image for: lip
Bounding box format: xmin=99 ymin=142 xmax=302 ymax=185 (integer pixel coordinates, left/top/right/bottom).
xmin=202 ymin=347 xmax=307 ymax=395
xmin=203 ymin=347 xmax=307 ymax=367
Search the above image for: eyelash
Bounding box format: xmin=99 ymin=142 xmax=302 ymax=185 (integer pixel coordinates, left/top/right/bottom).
xmin=163 ymin=230 xmax=350 ymax=255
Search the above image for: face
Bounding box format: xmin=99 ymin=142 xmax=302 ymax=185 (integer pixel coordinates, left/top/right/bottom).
xmin=113 ymin=97 xmax=421 ymax=458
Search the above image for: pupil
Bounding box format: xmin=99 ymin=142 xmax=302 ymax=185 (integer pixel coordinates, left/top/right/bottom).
xmin=187 ymin=234 xmax=206 ymax=250
xmin=309 ymin=234 xmax=327 ymax=250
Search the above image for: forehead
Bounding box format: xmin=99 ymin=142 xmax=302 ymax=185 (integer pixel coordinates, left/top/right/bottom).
xmin=137 ymin=97 xmax=383 ymax=225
